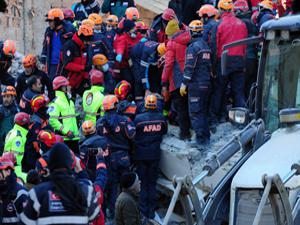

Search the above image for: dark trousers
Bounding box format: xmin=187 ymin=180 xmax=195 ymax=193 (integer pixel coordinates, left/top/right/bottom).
xmin=188 ymin=85 xmax=210 ymax=141
xmin=136 ymin=160 xmax=159 ymax=219
xmin=48 ymin=64 xmax=58 ymax=81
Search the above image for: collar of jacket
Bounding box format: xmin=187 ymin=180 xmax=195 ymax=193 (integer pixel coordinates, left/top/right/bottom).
xmin=55 ymin=90 xmax=69 ymax=100
xmin=14 ymin=124 xmax=28 ymax=134
xmin=123 ymin=189 xmax=139 ymax=199
xmin=91 ymin=85 xmax=105 ymax=93
xmin=221 ymin=11 xmax=234 ymax=18
xmin=72 ymin=33 xmax=85 ymax=49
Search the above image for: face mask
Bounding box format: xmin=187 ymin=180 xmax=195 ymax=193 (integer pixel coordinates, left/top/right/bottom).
xmin=130 ymin=32 xmax=137 ymax=39
xmin=67 ymin=92 xmax=72 ymax=100
xmin=102 ymin=63 xmax=109 ymax=72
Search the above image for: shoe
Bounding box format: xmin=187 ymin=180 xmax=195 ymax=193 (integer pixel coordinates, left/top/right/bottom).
xmin=210 ymin=124 xmax=217 ymax=134
xmin=179 ymin=132 xmax=191 ymax=141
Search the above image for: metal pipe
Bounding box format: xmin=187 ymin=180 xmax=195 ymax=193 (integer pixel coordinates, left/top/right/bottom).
xmin=192 ymin=170 xmax=209 ymax=186
xmin=283 ymin=169 xmax=297 ymax=184
xmin=162 ymin=180 xmax=183 ymax=225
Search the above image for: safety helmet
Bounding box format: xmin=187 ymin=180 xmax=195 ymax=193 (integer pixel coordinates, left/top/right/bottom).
xmin=81 ymin=19 xmax=95 ymax=29
xmin=234 ymin=0 xmax=249 ymax=13
xmin=102 ymin=95 xmax=119 ymax=111
xmin=88 ymin=13 xmax=103 ymax=25
xmin=63 ymin=9 xmax=75 ymax=21
xmin=259 ymin=0 xmax=274 ymax=11
xmin=90 ymin=69 xmax=104 ymax=85
xmin=31 ymin=95 xmax=49 ymax=113
xmin=47 ymin=8 xmax=64 ymax=21
xmin=145 ymin=94 xmax=157 ymax=109
xmin=198 ymin=4 xmax=218 ymax=17
xmin=82 ymin=120 xmax=96 ymax=135
xmin=106 ymin=15 xmax=118 ymax=26
xmin=22 ymin=54 xmax=37 ymax=68
xmin=0 ymin=157 xmax=14 ymax=170
xmin=157 ymin=43 xmax=167 ymax=57
xmin=2 ymin=86 xmax=16 ymax=96
xmin=78 ymin=24 xmax=94 ymax=36
xmin=92 ymin=54 xmax=108 ymax=66
xmin=53 ymin=76 xmax=69 ymax=90
xmin=189 ymin=20 xmax=204 ymax=33
xmin=218 ymin=0 xmax=234 ymax=11
xmin=135 ymin=21 xmax=149 ymax=31
xmin=162 ymin=8 xmax=176 ymax=21
xmin=114 ymin=80 xmax=131 ymax=100
xmin=38 ymin=130 xmax=57 ymax=148
xmin=2 ymin=40 xmax=16 ymax=57
xmin=2 ymin=152 xmax=17 ymax=165
xmin=14 ymin=112 xmax=30 ymax=126
xmin=125 ymin=7 xmax=140 ymax=21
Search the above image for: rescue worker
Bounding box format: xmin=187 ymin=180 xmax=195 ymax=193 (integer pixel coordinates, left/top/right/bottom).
xmin=0 ymin=86 xmax=18 ymax=155
xmin=97 ymin=95 xmax=136 ymax=217
xmin=20 ymin=143 xmax=101 ymax=225
xmin=256 ymin=0 xmax=275 ymax=29
xmin=92 ymin=54 xmax=116 ymax=94
xmin=105 ymin=15 xmax=119 ymax=54
xmin=48 ymin=76 xmax=80 ymax=154
xmin=210 ymin=0 xmax=248 ymax=131
xmin=101 ymin=0 xmax=135 ymax=20
xmin=133 ymin=95 xmax=168 ymax=219
xmin=180 ymin=20 xmax=211 ymax=146
xmin=161 ymin=19 xmax=191 ymax=140
xmin=22 ymin=95 xmax=51 ymax=172
xmin=4 ymin=112 xmax=31 ymax=181
xmin=0 ymin=40 xmax=16 ymax=87
xmin=72 ymin=0 xmax=101 ymax=21
xmin=41 ymin=8 xmax=76 ymax=80
xmin=80 ymin=120 xmax=107 ymax=181
xmin=0 ymin=157 xmax=28 ymax=225
xmin=115 ymin=80 xmax=137 ymax=120
xmin=63 ymin=8 xmax=75 ymax=23
xmin=16 ymin=54 xmax=54 ymax=101
xmin=19 ymin=76 xmax=43 ymax=115
xmin=150 ymin=8 xmax=177 ymax=43
xmin=82 ymin=69 xmax=105 ymax=124
xmin=60 ymin=25 xmax=94 ymax=97
xmin=198 ymin=4 xmax=218 ymax=43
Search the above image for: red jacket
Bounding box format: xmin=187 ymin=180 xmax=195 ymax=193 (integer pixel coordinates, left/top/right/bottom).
xmin=162 ymin=30 xmax=191 ymax=92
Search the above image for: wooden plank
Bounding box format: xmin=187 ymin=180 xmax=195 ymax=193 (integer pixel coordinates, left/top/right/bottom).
xmin=135 ymin=0 xmax=168 ymax=14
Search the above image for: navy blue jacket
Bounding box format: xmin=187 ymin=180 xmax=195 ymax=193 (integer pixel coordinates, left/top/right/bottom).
xmin=183 ymin=36 xmax=211 ymax=87
xmin=257 ymin=10 xmax=275 ymax=29
xmin=203 ymin=18 xmax=217 ymax=43
xmin=73 ymin=0 xmax=101 ymax=21
xmin=133 ymin=110 xmax=167 ymax=160
xmin=104 ymin=30 xmax=116 ymax=56
xmin=92 ymin=31 xmax=113 ymax=59
xmin=19 ymin=88 xmax=41 ymax=114
xmin=97 ymin=111 xmax=136 ymax=153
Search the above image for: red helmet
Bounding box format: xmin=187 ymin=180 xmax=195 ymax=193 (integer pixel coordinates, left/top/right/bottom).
xmin=55 ymin=135 xmax=64 ymax=143
xmin=89 ymin=69 xmax=104 ymax=85
xmin=114 ymin=80 xmax=131 ymax=100
xmin=2 ymin=152 xmax=17 ymax=165
xmin=53 ymin=76 xmax=69 ymax=90
xmin=162 ymin=8 xmax=176 ymax=21
xmin=0 ymin=157 xmax=14 ymax=170
xmin=31 ymin=95 xmax=49 ymax=113
xmin=234 ymin=0 xmax=249 ymax=13
xmin=135 ymin=21 xmax=149 ymax=31
xmin=14 ymin=112 xmax=30 ymax=126
xmin=63 ymin=9 xmax=75 ymax=20
xmin=38 ymin=130 xmax=57 ymax=148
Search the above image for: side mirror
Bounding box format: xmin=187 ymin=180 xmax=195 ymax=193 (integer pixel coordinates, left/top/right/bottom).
xmin=229 ymin=107 xmax=249 ymax=126
xmin=221 ymin=50 xmax=228 ymax=76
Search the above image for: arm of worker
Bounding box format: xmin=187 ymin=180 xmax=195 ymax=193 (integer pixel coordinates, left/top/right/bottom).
xmin=20 ymin=189 xmax=39 ymax=225
xmin=161 ymin=45 xmax=175 ymax=87
xmin=48 ymin=103 xmax=68 ymax=136
xmin=61 ymin=45 xmax=85 ymax=72
xmin=183 ymin=44 xmax=198 ymax=86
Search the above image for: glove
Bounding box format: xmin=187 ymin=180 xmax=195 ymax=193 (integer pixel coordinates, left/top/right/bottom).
xmin=161 ymin=87 xmax=170 ymax=102
xmin=116 ymin=54 xmax=123 ymax=63
xmin=140 ymin=37 xmax=147 ymax=43
xmin=180 ymin=83 xmax=187 ymax=96
xmin=84 ymin=64 xmax=92 ymax=72
xmin=66 ymin=131 xmax=75 ymax=139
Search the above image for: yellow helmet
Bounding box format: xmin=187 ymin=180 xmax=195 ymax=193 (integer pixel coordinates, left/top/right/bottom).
xmin=88 ymin=13 xmax=103 ymax=25
xmin=259 ymin=0 xmax=274 ymax=11
xmin=157 ymin=43 xmax=167 ymax=56
xmin=189 ymin=20 xmax=203 ymax=33
xmin=81 ymin=19 xmax=95 ymax=29
xmin=218 ymin=0 xmax=234 ymax=11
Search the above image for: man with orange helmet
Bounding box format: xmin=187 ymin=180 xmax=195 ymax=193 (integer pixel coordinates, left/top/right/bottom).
xmin=133 ymin=94 xmax=167 ymax=219
xmin=0 ymin=156 xmax=28 ymax=225
xmin=198 ymin=4 xmax=218 ymax=43
xmin=16 ymin=54 xmax=54 ymax=101
xmin=97 ymin=94 xmax=135 ymax=218
xmin=72 ymin=0 xmax=100 ymax=21
xmin=0 ymin=86 xmax=18 ymax=155
xmin=0 ymin=40 xmax=16 ymax=88
xmin=257 ymin=0 xmax=275 ymax=29
xmin=101 ymin=0 xmax=135 ymax=20
xmin=105 ymin=15 xmax=119 ymax=55
xmin=60 ymin=25 xmax=94 ymax=97
xmin=41 ymin=8 xmax=76 ymax=80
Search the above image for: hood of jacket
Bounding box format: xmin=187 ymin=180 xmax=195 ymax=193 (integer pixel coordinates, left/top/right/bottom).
xmin=171 ymin=30 xmax=191 ymax=45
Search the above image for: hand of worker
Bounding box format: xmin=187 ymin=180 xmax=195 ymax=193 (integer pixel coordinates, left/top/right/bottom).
xmin=161 ymin=87 xmax=170 ymax=102
xmin=116 ymin=54 xmax=123 ymax=63
xmin=180 ymin=83 xmax=187 ymax=96
xmin=66 ymin=131 xmax=75 ymax=139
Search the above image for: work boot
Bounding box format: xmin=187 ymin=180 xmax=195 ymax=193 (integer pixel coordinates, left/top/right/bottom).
xmin=179 ymin=132 xmax=191 ymax=141
xmin=210 ymin=123 xmax=217 ymax=134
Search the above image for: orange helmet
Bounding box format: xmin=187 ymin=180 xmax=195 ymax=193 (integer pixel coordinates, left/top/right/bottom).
xmin=102 ymin=95 xmax=119 ymax=111
xmin=2 ymin=86 xmax=16 ymax=96
xmin=81 ymin=19 xmax=95 ymax=29
xmin=31 ymin=95 xmax=49 ymax=113
xmin=22 ymin=54 xmax=37 ymax=68
xmin=198 ymin=4 xmax=218 ymax=17
xmin=2 ymin=40 xmax=16 ymax=57
xmin=53 ymin=76 xmax=69 ymax=90
xmin=125 ymin=7 xmax=140 ymax=21
xmin=78 ymin=25 xmax=94 ymax=36
xmin=114 ymin=80 xmax=131 ymax=100
xmin=38 ymin=130 xmax=57 ymax=148
xmin=259 ymin=0 xmax=274 ymax=11
xmin=88 ymin=13 xmax=103 ymax=25
xmin=145 ymin=94 xmax=157 ymax=109
xmin=0 ymin=157 xmax=14 ymax=170
xmin=218 ymin=0 xmax=234 ymax=11
xmin=47 ymin=8 xmax=64 ymax=21
xmin=157 ymin=43 xmax=167 ymax=56
xmin=92 ymin=54 xmax=108 ymax=66
xmin=106 ymin=15 xmax=118 ymax=26
xmin=189 ymin=20 xmax=204 ymax=33
xmin=82 ymin=120 xmax=96 ymax=135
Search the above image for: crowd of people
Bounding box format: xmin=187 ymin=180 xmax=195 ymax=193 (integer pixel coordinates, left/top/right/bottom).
xmin=0 ymin=0 xmax=299 ymax=224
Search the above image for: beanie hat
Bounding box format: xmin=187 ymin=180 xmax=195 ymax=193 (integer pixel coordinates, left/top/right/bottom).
xmin=120 ymin=172 xmax=139 ymax=189
xmin=48 ymin=143 xmax=72 ymax=171
xmin=165 ymin=19 xmax=180 ymax=36
xmin=123 ymin=19 xmax=135 ymax=33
